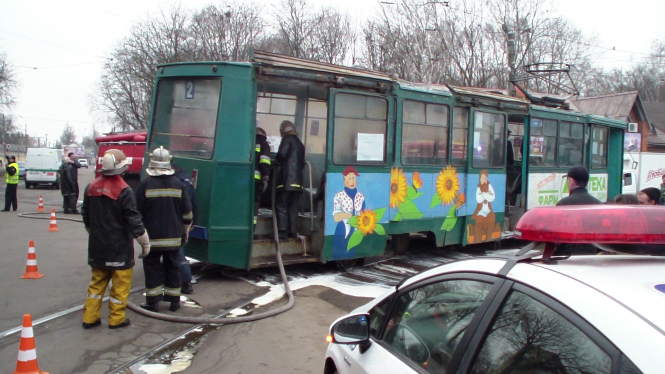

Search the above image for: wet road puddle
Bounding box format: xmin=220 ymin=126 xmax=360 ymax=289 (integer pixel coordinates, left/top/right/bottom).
xmin=122 ymin=325 xmax=219 ymax=374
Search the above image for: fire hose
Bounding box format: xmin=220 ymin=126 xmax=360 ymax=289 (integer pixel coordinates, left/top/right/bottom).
xmin=20 ymin=168 xmax=295 ymax=325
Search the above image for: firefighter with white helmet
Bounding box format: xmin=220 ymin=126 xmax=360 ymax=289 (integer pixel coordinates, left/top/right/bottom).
xmin=136 ymin=146 xmax=193 ymax=312
xmin=81 ymin=149 xmax=149 ymax=329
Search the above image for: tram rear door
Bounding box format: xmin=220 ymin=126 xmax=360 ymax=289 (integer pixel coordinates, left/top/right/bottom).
xmin=463 ymin=109 xmax=508 ymax=245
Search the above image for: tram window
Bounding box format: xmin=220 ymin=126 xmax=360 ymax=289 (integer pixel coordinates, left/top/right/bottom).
xmin=529 ymin=118 xmax=557 ymax=167
xmin=591 ymin=126 xmax=608 ymax=169
xmin=150 ymin=78 xmax=220 ymax=159
xmin=451 ymin=107 xmax=469 ymax=166
xmin=333 ymin=93 xmax=388 ymax=165
xmin=305 ymin=100 xmax=327 ymax=155
xmin=401 ymin=100 xmax=449 ymax=166
xmin=558 ymin=122 xmax=584 ymax=167
xmin=472 ymin=111 xmax=505 ymax=168
xmin=256 ymin=93 xmax=297 ymax=152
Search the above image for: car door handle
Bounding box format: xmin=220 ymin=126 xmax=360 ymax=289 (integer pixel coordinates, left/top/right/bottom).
xmin=343 ymin=356 xmax=352 ymax=366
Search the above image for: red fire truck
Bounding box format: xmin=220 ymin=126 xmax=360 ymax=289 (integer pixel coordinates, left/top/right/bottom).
xmin=94 ymin=131 xmax=147 ymax=190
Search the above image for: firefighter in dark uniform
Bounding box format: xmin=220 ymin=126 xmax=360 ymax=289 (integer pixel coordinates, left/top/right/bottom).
xmin=136 ymin=147 xmax=193 ymax=313
xmin=81 ymin=149 xmax=150 ymax=329
xmin=2 ymin=155 xmax=19 ymax=212
xmin=254 ymin=127 xmax=271 ymax=228
xmin=275 ymin=120 xmax=305 ymax=239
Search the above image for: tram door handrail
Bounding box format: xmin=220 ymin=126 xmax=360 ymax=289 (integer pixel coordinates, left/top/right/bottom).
xmin=305 ymin=161 xmax=314 ymax=229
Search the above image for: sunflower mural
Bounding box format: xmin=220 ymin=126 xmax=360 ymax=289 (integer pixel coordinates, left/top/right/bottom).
xmin=431 ymin=166 xmax=460 ymax=207
xmin=347 ymin=208 xmax=386 ymax=250
xmin=391 ymin=167 xmax=424 ymax=221
xmin=430 ymin=166 xmax=466 ymax=232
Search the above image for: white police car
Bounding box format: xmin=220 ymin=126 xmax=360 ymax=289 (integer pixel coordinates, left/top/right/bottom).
xmin=324 ymin=205 xmax=665 ymax=374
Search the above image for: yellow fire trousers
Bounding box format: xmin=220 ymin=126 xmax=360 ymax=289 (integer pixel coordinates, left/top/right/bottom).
xmin=82 ymin=267 xmax=133 ymax=327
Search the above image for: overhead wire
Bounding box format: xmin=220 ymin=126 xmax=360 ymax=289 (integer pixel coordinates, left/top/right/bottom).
xmin=0 ymin=28 xmax=110 ymax=60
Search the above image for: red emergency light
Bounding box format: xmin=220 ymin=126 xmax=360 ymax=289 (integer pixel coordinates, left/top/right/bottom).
xmin=514 ymin=205 xmax=665 ymax=244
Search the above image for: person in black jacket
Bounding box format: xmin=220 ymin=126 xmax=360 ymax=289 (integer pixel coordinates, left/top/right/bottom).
xmin=275 ymin=121 xmax=305 ymax=239
xmin=172 ymin=163 xmax=198 ymax=294
xmin=68 ymin=152 xmax=81 ymax=203
xmin=254 ymin=127 xmax=271 ymax=229
xmin=59 ymin=157 xmax=78 ymax=213
xmin=81 ymin=149 xmax=150 ymax=330
xmin=555 ymin=165 xmax=601 ymax=256
xmin=136 ymin=147 xmax=193 ymax=312
xmin=556 ymin=166 xmax=601 ymax=206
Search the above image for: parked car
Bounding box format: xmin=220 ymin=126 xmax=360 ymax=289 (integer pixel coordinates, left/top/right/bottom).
xmin=25 ymin=148 xmax=62 ymax=189
xmin=78 ymin=159 xmax=89 ymax=168
xmin=17 ymin=161 xmax=26 ymax=179
xmin=325 ymin=205 xmax=665 ymax=374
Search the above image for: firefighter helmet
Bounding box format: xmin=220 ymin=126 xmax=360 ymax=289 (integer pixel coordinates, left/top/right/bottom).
xmin=256 ymin=127 xmax=267 ymax=137
xmin=146 ymin=146 xmax=174 ymax=176
xmin=99 ymin=149 xmax=129 ymax=176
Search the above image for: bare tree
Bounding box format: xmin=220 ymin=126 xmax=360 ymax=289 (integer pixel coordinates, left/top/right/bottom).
xmin=313 ymin=8 xmax=357 ymax=65
xmin=0 ymin=51 xmax=16 ymax=109
xmin=190 ymin=2 xmax=267 ymax=61
xmin=95 ymin=5 xmax=193 ymax=130
xmin=273 ymin=0 xmax=322 ymax=59
xmin=59 ymin=124 xmax=77 ymax=146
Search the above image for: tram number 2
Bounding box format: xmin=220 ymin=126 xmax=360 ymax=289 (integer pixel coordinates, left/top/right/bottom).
xmin=185 ymin=81 xmax=195 ymax=99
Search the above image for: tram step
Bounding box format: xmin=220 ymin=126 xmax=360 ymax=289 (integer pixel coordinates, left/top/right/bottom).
xmin=250 ymin=253 xmax=320 ymax=269
xmin=251 ymin=235 xmax=313 ymax=258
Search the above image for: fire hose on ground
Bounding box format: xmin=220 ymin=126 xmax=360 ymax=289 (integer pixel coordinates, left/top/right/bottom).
xmin=19 ymin=168 xmax=295 ymax=325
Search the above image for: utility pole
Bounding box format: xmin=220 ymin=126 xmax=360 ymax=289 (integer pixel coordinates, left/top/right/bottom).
xmin=505 ymin=24 xmax=517 ymax=97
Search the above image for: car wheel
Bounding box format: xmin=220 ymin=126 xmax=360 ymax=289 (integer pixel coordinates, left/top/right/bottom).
xmin=25 ymin=181 xmax=31 ymax=189
xmin=54 ymin=183 xmax=60 ymax=190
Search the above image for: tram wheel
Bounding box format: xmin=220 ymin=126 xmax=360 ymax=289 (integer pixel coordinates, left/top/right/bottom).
xmin=392 ymin=233 xmax=411 ymax=255
xmin=336 ymin=259 xmax=358 ymax=272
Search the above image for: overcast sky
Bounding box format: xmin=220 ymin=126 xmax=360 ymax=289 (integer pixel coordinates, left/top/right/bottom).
xmin=1 ymin=0 xmax=663 ymax=146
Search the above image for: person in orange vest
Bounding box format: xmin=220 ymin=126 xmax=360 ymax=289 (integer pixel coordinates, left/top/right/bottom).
xmin=81 ymin=149 xmax=150 ymax=329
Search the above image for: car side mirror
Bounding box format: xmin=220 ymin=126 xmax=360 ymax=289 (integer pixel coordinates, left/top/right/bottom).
xmin=330 ymin=313 xmax=371 ymax=352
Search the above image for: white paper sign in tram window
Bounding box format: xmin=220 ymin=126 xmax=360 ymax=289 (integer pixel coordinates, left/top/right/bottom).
xmin=357 ymin=133 xmax=384 ymax=161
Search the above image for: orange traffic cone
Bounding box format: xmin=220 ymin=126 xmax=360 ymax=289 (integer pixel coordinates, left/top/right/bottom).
xmin=21 ymin=240 xmax=44 ymax=279
xmin=47 ymin=209 xmax=59 ymax=232
xmin=12 ymin=314 xmax=49 ymax=374
xmin=37 ymin=195 xmax=44 ymax=212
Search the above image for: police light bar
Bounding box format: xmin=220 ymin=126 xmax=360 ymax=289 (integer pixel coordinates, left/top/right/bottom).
xmin=514 ymin=205 xmax=665 ymax=244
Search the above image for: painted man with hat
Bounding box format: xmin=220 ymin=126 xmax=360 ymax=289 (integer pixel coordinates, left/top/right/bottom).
xmin=332 ymin=166 xmax=365 ymax=259
xmin=275 ymin=120 xmax=305 ymax=239
xmin=557 ymin=165 xmax=601 ymax=206
xmin=81 ymin=149 xmax=149 ymax=329
xmin=136 ymin=146 xmax=193 ymax=313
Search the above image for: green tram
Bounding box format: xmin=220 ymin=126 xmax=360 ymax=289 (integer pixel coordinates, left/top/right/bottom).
xmin=145 ymin=50 xmax=626 ymax=270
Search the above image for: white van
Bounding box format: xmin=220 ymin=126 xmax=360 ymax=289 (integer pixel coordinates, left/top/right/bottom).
xmin=25 ymin=148 xmax=63 ymax=189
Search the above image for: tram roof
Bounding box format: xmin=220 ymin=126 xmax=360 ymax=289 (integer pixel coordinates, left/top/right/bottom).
xmin=251 ymin=50 xmax=395 ymax=83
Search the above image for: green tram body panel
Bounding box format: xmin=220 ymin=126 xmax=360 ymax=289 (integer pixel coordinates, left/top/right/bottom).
xmin=144 ymin=55 xmax=627 ymax=270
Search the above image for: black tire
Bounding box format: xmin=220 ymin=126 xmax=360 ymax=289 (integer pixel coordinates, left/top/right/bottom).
xmin=25 ymin=181 xmax=31 ymax=189
xmin=54 ymin=183 xmax=60 ymax=190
